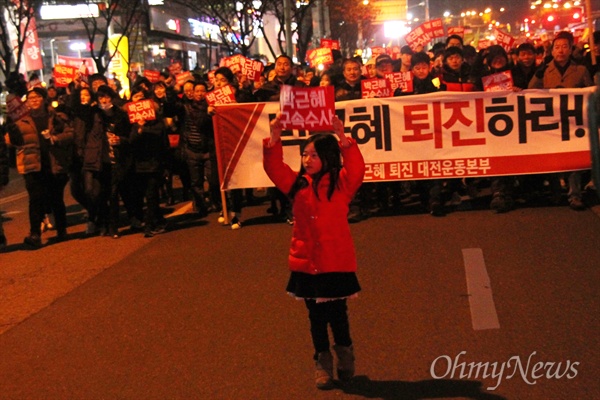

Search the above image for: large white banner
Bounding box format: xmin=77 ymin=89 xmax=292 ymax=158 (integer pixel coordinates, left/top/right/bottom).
xmin=213 ymin=88 xmax=596 ymax=190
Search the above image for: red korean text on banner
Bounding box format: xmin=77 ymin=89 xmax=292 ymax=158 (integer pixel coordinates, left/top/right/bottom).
xmin=391 ymin=46 xmax=401 ymax=60
xmin=427 ymin=18 xmax=445 ymax=39
xmin=493 ymin=29 xmax=516 ymax=52
xmin=482 ymin=71 xmax=514 ymax=92
xmin=176 ymin=71 xmax=193 ymax=87
xmin=6 ymin=94 xmax=30 ymax=121
xmin=320 ymin=39 xmax=340 ymax=50
xmin=144 ymin=70 xmax=161 ymax=83
xmin=361 ymin=78 xmax=392 ymax=98
xmin=220 ymin=54 xmax=241 ymax=68
xmin=125 ymin=99 xmax=157 ymax=124
xmin=21 ymin=17 xmax=44 ymax=71
xmin=53 ymin=65 xmax=78 ymax=88
xmin=205 ymin=84 xmax=237 ymax=106
xmin=279 ymin=85 xmax=335 ymax=131
xmin=405 ymin=25 xmax=431 ymax=51
xmin=306 ymin=47 xmax=334 ymax=68
xmin=240 ymin=57 xmax=264 ymax=82
xmin=448 ymin=26 xmax=465 ymax=37
xmin=56 ymin=55 xmax=97 ymax=74
xmin=385 ymin=72 xmax=414 ymax=94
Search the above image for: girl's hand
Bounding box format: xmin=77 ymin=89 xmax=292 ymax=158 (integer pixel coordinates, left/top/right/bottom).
xmin=208 ymin=105 xmax=216 ymax=116
xmin=332 ymin=115 xmax=349 ymax=147
xmin=269 ymin=113 xmax=283 ymax=146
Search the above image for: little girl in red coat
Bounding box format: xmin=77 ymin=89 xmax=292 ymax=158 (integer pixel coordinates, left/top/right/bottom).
xmin=263 ymin=114 xmax=365 ymax=390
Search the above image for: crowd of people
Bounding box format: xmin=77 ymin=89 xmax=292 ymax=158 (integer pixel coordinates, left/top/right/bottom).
xmin=0 ymin=29 xmax=598 ymax=250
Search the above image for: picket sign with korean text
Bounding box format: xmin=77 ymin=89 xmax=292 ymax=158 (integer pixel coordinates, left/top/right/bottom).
xmin=279 ymin=85 xmax=335 ymax=131
xmin=125 ymin=99 xmax=156 ymax=124
xmin=53 ymin=65 xmax=78 ymax=87
xmin=306 ymin=47 xmax=334 ymax=68
xmin=482 ymin=71 xmax=514 ymax=92
xmin=212 ymin=88 xmax=595 ymax=190
xmin=362 ymin=78 xmax=393 ymax=99
xmin=6 ymin=94 xmax=30 ymax=121
xmin=385 ymin=72 xmax=414 ymax=93
xmin=144 ymin=70 xmax=161 ymax=83
xmin=205 ymin=85 xmax=237 ymax=106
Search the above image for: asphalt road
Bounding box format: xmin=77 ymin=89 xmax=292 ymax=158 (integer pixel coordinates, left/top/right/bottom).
xmin=0 ymin=172 xmax=599 ymax=400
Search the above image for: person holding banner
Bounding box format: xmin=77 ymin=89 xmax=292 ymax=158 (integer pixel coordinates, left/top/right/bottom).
xmin=529 ymin=31 xmax=594 ymax=211
xmin=208 ymin=67 xmax=258 ymax=229
xmin=439 ymin=46 xmax=476 ymax=92
xmin=254 ymin=55 xmax=306 ymax=102
xmin=511 ymin=43 xmax=537 ymax=91
xmin=264 ymin=114 xmax=365 ymax=390
xmin=334 ymin=58 xmax=363 ymax=101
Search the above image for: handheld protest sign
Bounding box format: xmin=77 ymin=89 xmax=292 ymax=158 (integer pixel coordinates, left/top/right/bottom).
xmin=279 ymin=85 xmax=335 ymax=131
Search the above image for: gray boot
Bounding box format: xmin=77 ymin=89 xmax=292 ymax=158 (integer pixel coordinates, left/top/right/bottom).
xmin=315 ymin=351 xmax=334 ymax=390
xmin=333 ymin=345 xmax=355 ymax=381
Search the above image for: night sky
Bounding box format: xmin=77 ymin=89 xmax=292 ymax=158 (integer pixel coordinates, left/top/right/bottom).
xmin=412 ymin=0 xmax=531 ymax=26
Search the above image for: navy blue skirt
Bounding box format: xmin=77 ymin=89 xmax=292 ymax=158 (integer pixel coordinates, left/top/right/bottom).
xmin=286 ymin=271 xmax=361 ymax=299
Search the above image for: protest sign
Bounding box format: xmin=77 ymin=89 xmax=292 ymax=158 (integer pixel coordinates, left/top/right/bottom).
xmin=385 ymin=72 xmax=414 ymax=93
xmin=125 ymin=99 xmax=156 ymax=124
xmin=144 ymin=70 xmax=161 ymax=83
xmin=361 ymin=78 xmax=392 ymax=98
xmin=306 ymin=47 xmax=334 ymax=68
xmin=206 ymin=85 xmax=237 ymax=106
xmin=279 ymin=85 xmax=335 ymax=131
xmin=482 ymin=71 xmax=514 ymax=92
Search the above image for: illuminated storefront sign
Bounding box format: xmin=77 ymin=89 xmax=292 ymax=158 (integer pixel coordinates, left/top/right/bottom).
xmin=40 ymin=4 xmax=99 ymax=20
xmin=188 ymin=19 xmax=222 ymax=42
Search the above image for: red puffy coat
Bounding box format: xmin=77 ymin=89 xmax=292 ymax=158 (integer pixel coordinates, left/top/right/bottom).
xmin=263 ymin=138 xmax=365 ymax=275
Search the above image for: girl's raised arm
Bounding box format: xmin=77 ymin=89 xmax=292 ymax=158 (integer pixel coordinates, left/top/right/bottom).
xmin=333 ymin=116 xmax=350 ymax=148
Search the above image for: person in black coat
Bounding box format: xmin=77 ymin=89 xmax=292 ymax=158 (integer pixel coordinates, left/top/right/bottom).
xmin=93 ymin=85 xmax=137 ymax=237
xmin=129 ymin=86 xmax=169 ymax=237
xmin=511 ymin=43 xmax=537 ymax=91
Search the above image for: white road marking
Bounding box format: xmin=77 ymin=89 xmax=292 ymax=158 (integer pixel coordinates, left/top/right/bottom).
xmin=462 ymin=248 xmax=500 ymax=330
xmin=0 ymin=191 xmax=28 ymax=205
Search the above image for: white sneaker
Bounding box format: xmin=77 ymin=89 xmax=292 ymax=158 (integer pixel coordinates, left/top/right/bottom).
xmin=230 ymin=216 xmax=242 ymax=230
xmin=217 ymin=212 xmax=226 ymax=224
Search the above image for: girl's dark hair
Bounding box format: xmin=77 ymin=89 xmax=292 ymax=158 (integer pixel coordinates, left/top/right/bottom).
xmin=214 ymin=66 xmax=235 ymax=84
xmin=130 ymin=85 xmax=148 ymax=99
xmin=288 ymin=133 xmax=341 ymax=201
xmin=96 ymin=85 xmax=117 ymax=99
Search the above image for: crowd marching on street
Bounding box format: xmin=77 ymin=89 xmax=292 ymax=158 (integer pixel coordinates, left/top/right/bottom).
xmin=0 ymin=29 xmax=598 ymax=252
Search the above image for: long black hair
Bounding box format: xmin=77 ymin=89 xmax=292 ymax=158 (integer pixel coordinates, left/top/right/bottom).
xmin=288 ymin=133 xmax=342 ymax=201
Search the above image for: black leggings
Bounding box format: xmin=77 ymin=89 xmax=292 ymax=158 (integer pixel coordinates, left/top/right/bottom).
xmin=304 ymin=299 xmax=352 ymax=357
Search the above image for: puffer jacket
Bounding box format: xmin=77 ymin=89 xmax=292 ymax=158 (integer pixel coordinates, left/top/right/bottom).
xmin=7 ymin=110 xmax=73 ymax=175
xmin=263 ymin=138 xmax=365 ymax=274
